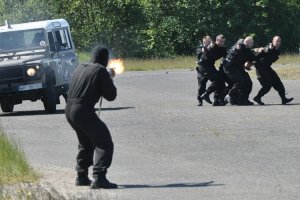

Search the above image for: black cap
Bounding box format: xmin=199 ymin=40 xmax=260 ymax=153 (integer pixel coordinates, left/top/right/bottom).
xmin=91 ymin=46 xmax=109 ymax=67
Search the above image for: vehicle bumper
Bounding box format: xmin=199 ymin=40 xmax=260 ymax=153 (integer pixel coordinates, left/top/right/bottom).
xmin=0 ymin=82 xmax=46 ymax=101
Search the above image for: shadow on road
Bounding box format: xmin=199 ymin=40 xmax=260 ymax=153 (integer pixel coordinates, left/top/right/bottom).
xmin=118 ymin=181 xmax=224 ymax=189
xmin=220 ymin=103 xmax=300 ymax=107
xmin=247 ymin=103 xmax=300 ymax=106
xmin=95 ymin=106 xmax=135 ymax=111
xmin=267 ymin=103 xmax=300 ymax=106
xmin=0 ymin=107 xmax=135 ymax=117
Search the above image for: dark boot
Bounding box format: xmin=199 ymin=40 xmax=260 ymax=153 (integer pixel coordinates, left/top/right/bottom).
xmin=200 ymin=92 xmax=212 ymax=104
xmin=281 ymin=97 xmax=294 ymax=105
xmin=238 ymin=99 xmax=254 ymax=106
xmin=253 ymin=96 xmax=265 ymax=105
xmin=197 ymin=96 xmax=203 ymax=106
xmin=280 ymin=93 xmax=294 ymax=105
xmin=212 ymin=99 xmax=227 ymax=106
xmin=224 ymin=95 xmax=236 ymax=105
xmin=75 ymin=175 xmax=92 ymax=186
xmin=245 ymin=100 xmax=254 ymax=105
xmin=90 ymin=176 xmax=118 ymax=189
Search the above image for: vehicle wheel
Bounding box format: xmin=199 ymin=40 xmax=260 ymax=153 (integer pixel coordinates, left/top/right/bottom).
xmin=1 ymin=102 xmax=14 ymax=112
xmin=43 ymin=82 xmax=57 ymax=113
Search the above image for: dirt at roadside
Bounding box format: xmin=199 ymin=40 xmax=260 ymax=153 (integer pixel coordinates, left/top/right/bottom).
xmin=0 ymin=166 xmax=117 ymax=200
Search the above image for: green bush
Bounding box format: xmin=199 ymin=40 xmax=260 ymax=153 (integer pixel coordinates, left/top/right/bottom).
xmin=1 ymin=0 xmax=299 ymax=57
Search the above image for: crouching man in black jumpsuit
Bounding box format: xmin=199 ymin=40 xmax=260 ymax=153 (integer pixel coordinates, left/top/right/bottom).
xmin=65 ymin=46 xmax=118 ymax=189
xmin=197 ymin=34 xmax=227 ymax=106
xmin=223 ymin=37 xmax=258 ymax=105
xmin=253 ymin=36 xmax=294 ymax=105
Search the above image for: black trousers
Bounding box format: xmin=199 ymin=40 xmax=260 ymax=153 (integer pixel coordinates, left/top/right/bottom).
xmin=197 ymin=71 xmax=209 ymax=98
xmin=219 ymin=66 xmax=234 ymax=98
xmin=65 ymin=103 xmax=114 ymax=178
xmin=224 ymin=67 xmax=253 ymax=103
xmin=256 ymin=67 xmax=285 ymax=98
xmin=196 ymin=65 xmax=225 ymax=100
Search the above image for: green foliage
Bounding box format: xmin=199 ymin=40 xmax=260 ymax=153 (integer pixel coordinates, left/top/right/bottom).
xmin=0 ymin=0 xmax=300 ymax=57
xmin=0 ymin=128 xmax=38 ymax=185
xmin=0 ymin=0 xmax=53 ymax=23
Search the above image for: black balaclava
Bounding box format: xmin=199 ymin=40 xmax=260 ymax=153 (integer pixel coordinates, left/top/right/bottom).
xmin=91 ymin=46 xmax=109 ymax=67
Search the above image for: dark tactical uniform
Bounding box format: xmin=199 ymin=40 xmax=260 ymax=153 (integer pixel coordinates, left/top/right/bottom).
xmin=196 ymin=43 xmax=209 ymax=105
xmin=219 ymin=58 xmax=234 ymax=97
xmin=254 ymin=44 xmax=294 ymax=105
xmin=223 ymin=42 xmax=257 ymax=105
xmin=65 ymin=46 xmax=118 ymax=189
xmin=196 ymin=42 xmax=227 ymax=105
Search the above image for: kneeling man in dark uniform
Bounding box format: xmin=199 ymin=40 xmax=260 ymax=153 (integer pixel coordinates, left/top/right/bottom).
xmin=223 ymin=37 xmax=258 ymax=105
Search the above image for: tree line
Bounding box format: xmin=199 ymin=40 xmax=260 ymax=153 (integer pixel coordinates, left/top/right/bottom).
xmin=1 ymin=0 xmax=300 ymax=57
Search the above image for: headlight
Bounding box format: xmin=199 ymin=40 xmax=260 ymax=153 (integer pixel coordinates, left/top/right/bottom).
xmin=27 ymin=67 xmax=36 ymax=77
xmin=25 ymin=65 xmax=43 ymax=79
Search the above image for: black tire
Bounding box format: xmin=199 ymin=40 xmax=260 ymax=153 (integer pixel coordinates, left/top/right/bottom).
xmin=1 ymin=102 xmax=14 ymax=112
xmin=43 ymin=83 xmax=57 ymax=113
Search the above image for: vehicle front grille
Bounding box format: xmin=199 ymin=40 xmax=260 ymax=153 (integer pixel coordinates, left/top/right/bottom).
xmin=0 ymin=66 xmax=24 ymax=83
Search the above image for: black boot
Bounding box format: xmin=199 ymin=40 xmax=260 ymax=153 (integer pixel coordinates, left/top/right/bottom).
xmin=224 ymin=95 xmax=237 ymax=105
xmin=245 ymin=100 xmax=254 ymax=105
xmin=75 ymin=175 xmax=92 ymax=186
xmin=90 ymin=176 xmax=118 ymax=189
xmin=280 ymin=93 xmax=294 ymax=105
xmin=238 ymin=99 xmax=254 ymax=106
xmin=213 ymin=99 xmax=227 ymax=106
xmin=253 ymin=96 xmax=265 ymax=105
xmin=281 ymin=97 xmax=294 ymax=105
xmin=200 ymin=92 xmax=212 ymax=104
xmin=197 ymin=96 xmax=203 ymax=106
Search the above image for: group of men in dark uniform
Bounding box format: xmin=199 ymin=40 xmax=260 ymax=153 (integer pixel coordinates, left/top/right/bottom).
xmin=196 ymin=35 xmax=294 ymax=106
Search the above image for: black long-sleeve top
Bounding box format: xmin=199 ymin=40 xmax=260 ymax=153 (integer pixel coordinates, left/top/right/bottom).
xmin=198 ymin=43 xmax=227 ymax=67
xmin=67 ymin=63 xmax=117 ymax=107
xmin=255 ymin=44 xmax=280 ymax=68
xmin=225 ymin=42 xmax=258 ymax=69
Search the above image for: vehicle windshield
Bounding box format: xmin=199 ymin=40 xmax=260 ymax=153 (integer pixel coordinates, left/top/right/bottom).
xmin=0 ymin=29 xmax=46 ymax=54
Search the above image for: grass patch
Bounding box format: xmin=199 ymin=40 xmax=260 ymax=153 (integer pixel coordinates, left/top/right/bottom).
xmin=77 ymin=52 xmax=299 ymax=79
xmin=271 ymin=66 xmax=300 ymax=80
xmin=275 ymin=54 xmax=300 ymax=65
xmin=247 ymin=66 xmax=300 ymax=80
xmin=78 ymin=52 xmax=196 ymax=71
xmin=0 ymin=127 xmax=38 ymax=185
xmin=124 ymin=56 xmax=195 ymax=71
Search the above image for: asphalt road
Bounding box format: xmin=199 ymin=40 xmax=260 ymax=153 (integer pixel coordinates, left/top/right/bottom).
xmin=1 ymin=70 xmax=299 ymax=200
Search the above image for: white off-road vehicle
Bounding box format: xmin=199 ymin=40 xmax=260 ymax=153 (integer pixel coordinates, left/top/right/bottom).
xmin=0 ymin=19 xmax=78 ymax=113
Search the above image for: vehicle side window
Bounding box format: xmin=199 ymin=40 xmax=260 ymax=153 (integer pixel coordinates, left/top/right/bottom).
xmin=47 ymin=32 xmax=55 ymax=51
xmin=64 ymin=29 xmax=72 ymax=49
xmin=28 ymin=30 xmax=44 ymax=47
xmin=54 ymin=28 xmax=71 ymax=50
